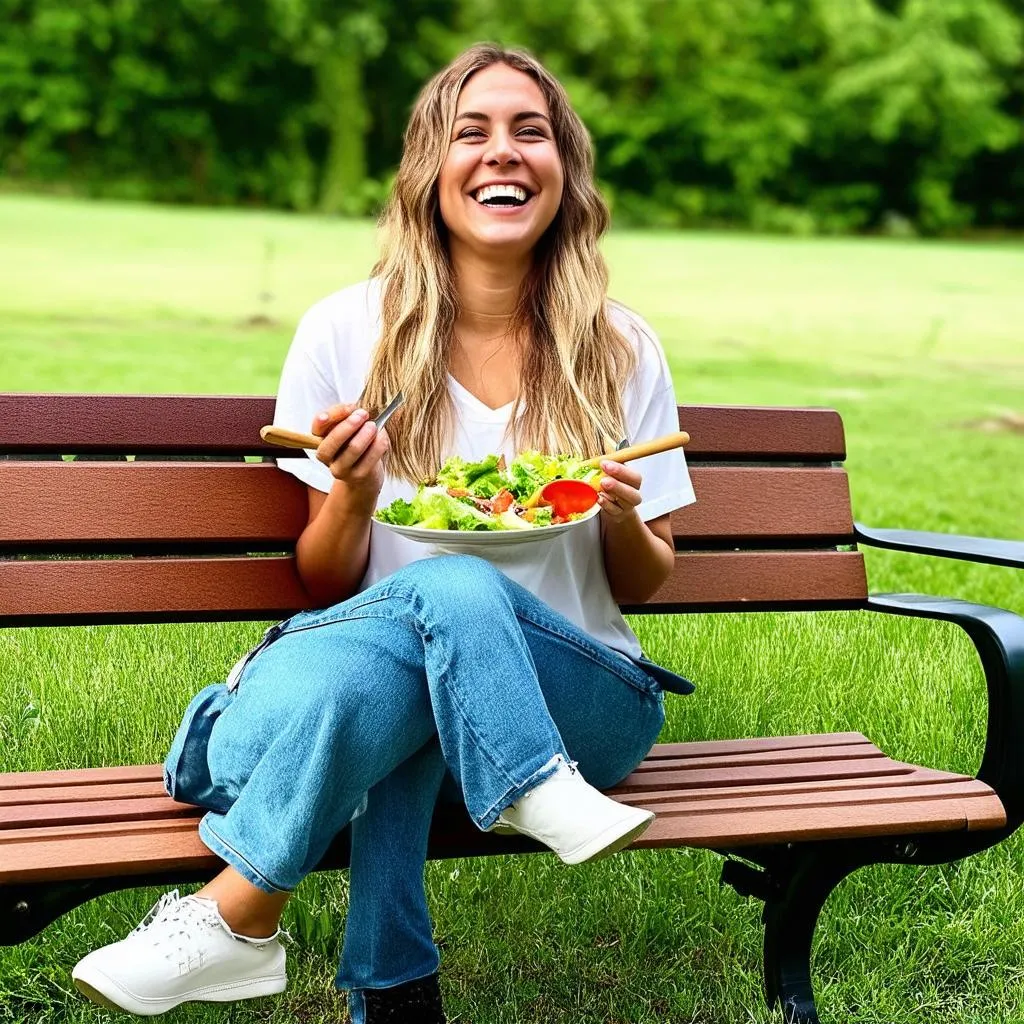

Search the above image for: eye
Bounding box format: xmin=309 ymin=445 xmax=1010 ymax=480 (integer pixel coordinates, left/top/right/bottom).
xmin=517 ymin=126 xmax=547 ymax=138
xmin=457 ymin=127 xmax=486 ymax=140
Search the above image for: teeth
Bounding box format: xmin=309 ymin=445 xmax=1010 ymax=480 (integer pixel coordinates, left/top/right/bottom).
xmin=474 ymin=184 xmax=529 ymax=204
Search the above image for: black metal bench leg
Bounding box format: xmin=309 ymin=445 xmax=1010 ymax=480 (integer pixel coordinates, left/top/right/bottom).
xmin=2 ymin=871 xmax=213 ymax=945
xmin=761 ymin=849 xmax=861 ymax=1024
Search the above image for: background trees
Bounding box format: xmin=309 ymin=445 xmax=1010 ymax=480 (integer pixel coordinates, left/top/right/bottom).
xmin=1 ymin=0 xmax=1020 ymax=233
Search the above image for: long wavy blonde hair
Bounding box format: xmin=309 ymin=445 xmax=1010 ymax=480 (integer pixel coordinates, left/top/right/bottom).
xmin=362 ymin=43 xmax=637 ymax=484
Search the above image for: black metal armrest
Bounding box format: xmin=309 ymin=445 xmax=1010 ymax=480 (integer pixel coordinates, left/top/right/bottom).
xmin=866 ymin=594 xmax=1024 ymax=835
xmin=854 ymin=522 xmax=1024 ymax=569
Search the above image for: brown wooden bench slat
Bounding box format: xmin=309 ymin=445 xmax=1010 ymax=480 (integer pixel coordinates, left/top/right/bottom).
xmin=0 ymin=550 xmax=868 ymax=626
xmin=617 ymin=742 xmax=888 ymax=771
xmin=618 ymin=780 xmax=994 ymax=814
xmin=676 ymin=405 xmax=846 ymax=461
xmin=645 ymin=732 xmax=870 ymax=758
xmin=0 ymin=395 xmax=276 ymax=458
xmin=616 ymin=757 xmax=915 ymax=791
xmin=628 ymin=768 xmax=973 ymax=803
xmin=639 ymin=795 xmax=1006 ymax=848
xmin=674 ymin=466 xmax=853 ymax=543
xmin=0 ymin=798 xmax=200 ymax=829
xmin=0 ymin=395 xmax=845 ymax=461
xmin=0 ymin=781 xmax=168 ymax=804
xmin=5 ymin=772 xmax=977 ymax=829
xmin=0 ymin=738 xmax=999 ymax=856
xmin=0 ymin=817 xmax=201 ymax=845
xmin=0 ymin=557 xmax=310 ymax=624
xmin=0 ymin=463 xmax=854 ymax=550
xmin=2 ymin=793 xmax=1003 ymax=886
xmin=1 ymin=775 xmax=998 ymax=833
xmin=0 ymin=822 xmax=219 ymax=883
xmin=1 ymin=744 xmax=890 ymax=809
xmin=0 ymin=463 xmax=308 ymax=548
xmin=0 ymin=764 xmax=166 ymax=790
xmin=643 ymin=550 xmax=867 ymax=609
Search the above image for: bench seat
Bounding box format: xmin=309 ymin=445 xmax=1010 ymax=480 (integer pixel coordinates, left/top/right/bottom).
xmin=1 ymin=732 xmax=1004 ymax=886
xmin=3 ymin=394 xmax=1021 ymax=1023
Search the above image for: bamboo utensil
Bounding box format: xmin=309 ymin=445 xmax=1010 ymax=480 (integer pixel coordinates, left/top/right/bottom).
xmin=579 ymin=430 xmax=689 ymax=470
xmin=260 ymin=393 xmax=405 ymax=450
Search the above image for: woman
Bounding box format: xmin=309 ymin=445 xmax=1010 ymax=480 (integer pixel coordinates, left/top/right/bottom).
xmin=72 ymin=43 xmax=696 ymax=1023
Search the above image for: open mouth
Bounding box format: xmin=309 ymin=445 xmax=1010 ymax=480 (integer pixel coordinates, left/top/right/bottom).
xmin=472 ymin=184 xmax=534 ymax=208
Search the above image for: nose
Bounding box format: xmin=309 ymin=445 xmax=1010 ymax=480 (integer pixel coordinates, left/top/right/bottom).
xmin=484 ymin=128 xmax=521 ymax=168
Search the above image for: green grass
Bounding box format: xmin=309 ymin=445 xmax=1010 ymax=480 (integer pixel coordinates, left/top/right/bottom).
xmin=2 ymin=194 xmax=1023 ymax=1023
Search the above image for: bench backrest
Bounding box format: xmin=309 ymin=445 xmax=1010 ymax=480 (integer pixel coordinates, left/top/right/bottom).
xmin=0 ymin=395 xmax=867 ymax=627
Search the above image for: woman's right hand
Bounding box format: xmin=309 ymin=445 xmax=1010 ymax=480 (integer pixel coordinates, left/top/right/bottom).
xmin=311 ymin=403 xmax=390 ymax=514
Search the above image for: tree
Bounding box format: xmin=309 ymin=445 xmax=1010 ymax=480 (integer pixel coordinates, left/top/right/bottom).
xmin=814 ymin=0 xmax=1023 ymax=230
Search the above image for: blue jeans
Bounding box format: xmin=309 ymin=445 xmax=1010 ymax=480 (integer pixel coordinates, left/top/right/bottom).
xmin=163 ymin=555 xmax=674 ymax=1017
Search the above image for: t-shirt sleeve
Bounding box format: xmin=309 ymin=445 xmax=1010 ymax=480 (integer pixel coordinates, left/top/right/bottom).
xmin=272 ymin=304 xmax=340 ymax=494
xmin=616 ymin=306 xmax=696 ymax=522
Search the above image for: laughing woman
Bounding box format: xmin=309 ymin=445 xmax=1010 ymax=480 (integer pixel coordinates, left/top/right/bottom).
xmin=72 ymin=43 xmax=695 ymax=1024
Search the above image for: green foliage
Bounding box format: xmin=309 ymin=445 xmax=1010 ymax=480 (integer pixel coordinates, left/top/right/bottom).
xmin=0 ymin=0 xmax=1021 ymax=231
xmin=460 ymin=0 xmax=1023 ymax=232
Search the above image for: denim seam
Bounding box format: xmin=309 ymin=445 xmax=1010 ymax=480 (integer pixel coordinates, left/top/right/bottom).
xmin=198 ymin=816 xmax=292 ymax=895
xmin=230 ymin=636 xmax=277 ymax=692
xmin=515 ymin=608 xmax=659 ymax=696
xmin=235 ymin=607 xmax=400 ymax=691
xmin=436 ymin=663 xmax=526 ymax=792
xmin=276 ymin=598 xmax=397 ymax=636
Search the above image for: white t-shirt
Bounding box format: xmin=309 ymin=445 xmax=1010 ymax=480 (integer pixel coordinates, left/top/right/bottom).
xmin=272 ymin=278 xmax=696 ymax=660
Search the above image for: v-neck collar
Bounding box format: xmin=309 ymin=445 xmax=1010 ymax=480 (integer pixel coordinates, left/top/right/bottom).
xmin=447 ymin=373 xmax=517 ymax=421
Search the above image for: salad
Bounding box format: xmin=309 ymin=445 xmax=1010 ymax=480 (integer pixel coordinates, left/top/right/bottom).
xmin=375 ymin=451 xmax=601 ymax=531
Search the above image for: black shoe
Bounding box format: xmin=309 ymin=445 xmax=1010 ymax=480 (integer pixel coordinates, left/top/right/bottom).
xmin=361 ymin=973 xmax=446 ymax=1023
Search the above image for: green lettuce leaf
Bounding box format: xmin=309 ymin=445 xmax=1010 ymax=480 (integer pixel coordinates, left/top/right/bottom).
xmin=375 ymin=498 xmax=416 ymax=526
xmin=435 ymin=454 xmax=501 ymax=493
xmin=529 ymin=506 xmax=554 ymax=527
xmin=404 ymin=488 xmax=498 ymax=531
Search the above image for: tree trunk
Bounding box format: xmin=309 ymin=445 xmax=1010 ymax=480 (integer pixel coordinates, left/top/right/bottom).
xmin=316 ymin=34 xmax=368 ymax=215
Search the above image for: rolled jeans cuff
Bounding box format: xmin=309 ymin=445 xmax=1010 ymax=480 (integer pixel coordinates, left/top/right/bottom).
xmin=338 ymin=960 xmax=442 ymax=1000
xmin=198 ymin=814 xmax=293 ymax=895
xmin=476 ymin=752 xmax=563 ymax=831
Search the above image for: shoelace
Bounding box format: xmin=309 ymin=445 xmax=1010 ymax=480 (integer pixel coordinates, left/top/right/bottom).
xmin=131 ymin=890 xmax=288 ymax=956
xmin=129 ymin=891 xmax=238 ymax=962
xmin=130 ymin=890 xmax=184 ymax=936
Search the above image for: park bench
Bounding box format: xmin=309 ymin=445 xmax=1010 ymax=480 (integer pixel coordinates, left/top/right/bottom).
xmin=1 ymin=392 xmax=1022 ymax=1024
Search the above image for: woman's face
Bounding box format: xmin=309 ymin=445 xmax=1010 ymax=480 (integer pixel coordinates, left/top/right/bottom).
xmin=438 ymin=63 xmax=564 ymax=261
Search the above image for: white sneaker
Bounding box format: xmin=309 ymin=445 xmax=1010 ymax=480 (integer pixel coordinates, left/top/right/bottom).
xmin=72 ymin=890 xmax=287 ymax=1016
xmin=492 ymin=757 xmax=655 ymax=865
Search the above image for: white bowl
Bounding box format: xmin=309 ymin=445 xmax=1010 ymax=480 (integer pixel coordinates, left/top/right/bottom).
xmin=376 ymin=504 xmax=599 ymax=553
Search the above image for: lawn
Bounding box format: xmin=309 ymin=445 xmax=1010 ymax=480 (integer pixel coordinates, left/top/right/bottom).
xmin=1 ymin=194 xmax=1023 ymax=1023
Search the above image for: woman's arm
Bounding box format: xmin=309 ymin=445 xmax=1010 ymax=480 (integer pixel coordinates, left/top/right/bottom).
xmin=597 ymin=460 xmax=675 ymax=605
xmin=294 ymin=404 xmax=390 ymax=607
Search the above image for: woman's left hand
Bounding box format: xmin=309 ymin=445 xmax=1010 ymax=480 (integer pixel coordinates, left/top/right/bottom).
xmin=596 ymin=460 xmax=643 ymax=521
